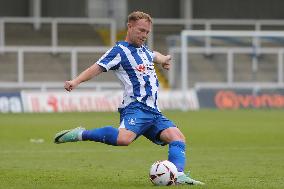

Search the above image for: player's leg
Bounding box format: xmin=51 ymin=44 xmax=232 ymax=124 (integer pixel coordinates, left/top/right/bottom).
xmin=150 ymin=117 xmax=187 ymax=174
xmin=142 ymin=116 xmax=185 ymax=171
xmin=116 ymin=128 xmax=137 ymax=146
xmin=54 ymin=126 xmax=120 ymax=145
xmin=143 ymin=114 xmax=204 ymax=185
xmin=54 ymin=103 xmax=150 ymax=146
xmin=160 ymin=127 xmax=204 ymax=185
xmin=160 ymin=127 xmax=186 ymax=172
xmin=81 ymin=126 xmax=120 ymax=145
xmin=54 ymin=126 xmax=137 ymax=146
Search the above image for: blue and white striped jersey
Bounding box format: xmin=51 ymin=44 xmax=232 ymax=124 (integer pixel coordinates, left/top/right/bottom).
xmin=96 ymin=41 xmax=160 ymax=110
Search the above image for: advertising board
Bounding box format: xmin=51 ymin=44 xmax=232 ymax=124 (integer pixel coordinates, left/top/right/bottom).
xmin=22 ymin=90 xmax=199 ymax=112
xmin=197 ymin=88 xmax=284 ymax=109
xmin=0 ymin=92 xmax=23 ymax=113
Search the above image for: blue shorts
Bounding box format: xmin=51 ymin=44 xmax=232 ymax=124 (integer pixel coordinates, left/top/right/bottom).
xmin=118 ymin=101 xmax=176 ymax=145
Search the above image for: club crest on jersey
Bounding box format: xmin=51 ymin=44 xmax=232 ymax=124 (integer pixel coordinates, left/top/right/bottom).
xmin=128 ymin=118 xmax=136 ymax=125
xmin=135 ymin=64 xmax=146 ymax=72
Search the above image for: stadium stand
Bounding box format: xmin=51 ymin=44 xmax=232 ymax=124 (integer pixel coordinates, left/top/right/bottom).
xmin=5 ymin=23 xmax=105 ymax=46
xmin=0 ymin=52 xmax=17 ymax=81
xmin=0 ymin=18 xmax=284 ymax=90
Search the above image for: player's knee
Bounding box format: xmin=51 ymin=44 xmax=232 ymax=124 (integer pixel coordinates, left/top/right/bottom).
xmin=174 ymin=132 xmax=186 ymax=143
xmin=117 ymin=138 xmax=132 ymax=146
xmin=173 ymin=127 xmax=186 ymax=142
xmin=160 ymin=127 xmax=186 ymax=143
xmin=178 ymin=130 xmax=186 ymax=142
xmin=116 ymin=128 xmax=136 ymax=146
xmin=180 ymin=134 xmax=186 ymax=142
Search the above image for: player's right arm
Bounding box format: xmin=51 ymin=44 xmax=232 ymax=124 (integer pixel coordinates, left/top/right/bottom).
xmin=65 ymin=46 xmax=121 ymax=92
xmin=64 ymin=63 xmax=103 ymax=92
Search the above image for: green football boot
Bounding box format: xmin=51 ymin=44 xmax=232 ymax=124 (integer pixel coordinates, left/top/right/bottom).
xmin=54 ymin=127 xmax=85 ymax=144
xmin=177 ymin=172 xmax=205 ymax=185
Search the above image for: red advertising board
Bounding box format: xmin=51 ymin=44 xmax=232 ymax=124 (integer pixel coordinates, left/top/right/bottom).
xmin=22 ymin=90 xmax=199 ymax=112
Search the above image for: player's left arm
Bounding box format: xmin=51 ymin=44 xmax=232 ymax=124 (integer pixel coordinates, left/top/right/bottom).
xmin=153 ymin=51 xmax=171 ymax=70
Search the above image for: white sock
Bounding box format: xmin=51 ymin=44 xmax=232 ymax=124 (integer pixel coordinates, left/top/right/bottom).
xmin=77 ymin=130 xmax=84 ymax=141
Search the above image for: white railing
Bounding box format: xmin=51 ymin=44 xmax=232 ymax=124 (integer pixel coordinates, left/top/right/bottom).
xmin=169 ymin=46 xmax=284 ymax=87
xmin=2 ymin=17 xmax=284 ymax=50
xmin=0 ymin=17 xmax=117 ymax=48
xmin=177 ymin=30 xmax=284 ymax=110
xmin=2 ymin=18 xmax=284 ymax=92
xmin=0 ymin=46 xmax=121 ymax=91
xmin=148 ymin=18 xmax=284 ymax=49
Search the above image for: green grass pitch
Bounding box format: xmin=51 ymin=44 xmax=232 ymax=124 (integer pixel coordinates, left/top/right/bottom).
xmin=0 ymin=110 xmax=284 ymax=189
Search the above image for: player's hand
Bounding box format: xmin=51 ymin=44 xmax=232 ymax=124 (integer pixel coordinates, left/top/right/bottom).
xmin=64 ymin=80 xmax=77 ymax=92
xmin=162 ymin=55 xmax=171 ymax=70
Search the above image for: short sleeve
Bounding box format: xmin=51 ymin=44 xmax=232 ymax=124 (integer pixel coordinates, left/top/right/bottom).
xmin=96 ymin=47 xmax=121 ymax=72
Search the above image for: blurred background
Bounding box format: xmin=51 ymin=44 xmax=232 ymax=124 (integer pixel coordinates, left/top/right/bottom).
xmin=1 ymin=0 xmax=284 ymax=112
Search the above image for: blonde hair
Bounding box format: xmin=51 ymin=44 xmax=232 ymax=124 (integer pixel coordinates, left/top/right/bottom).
xmin=127 ymin=11 xmax=152 ymax=23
